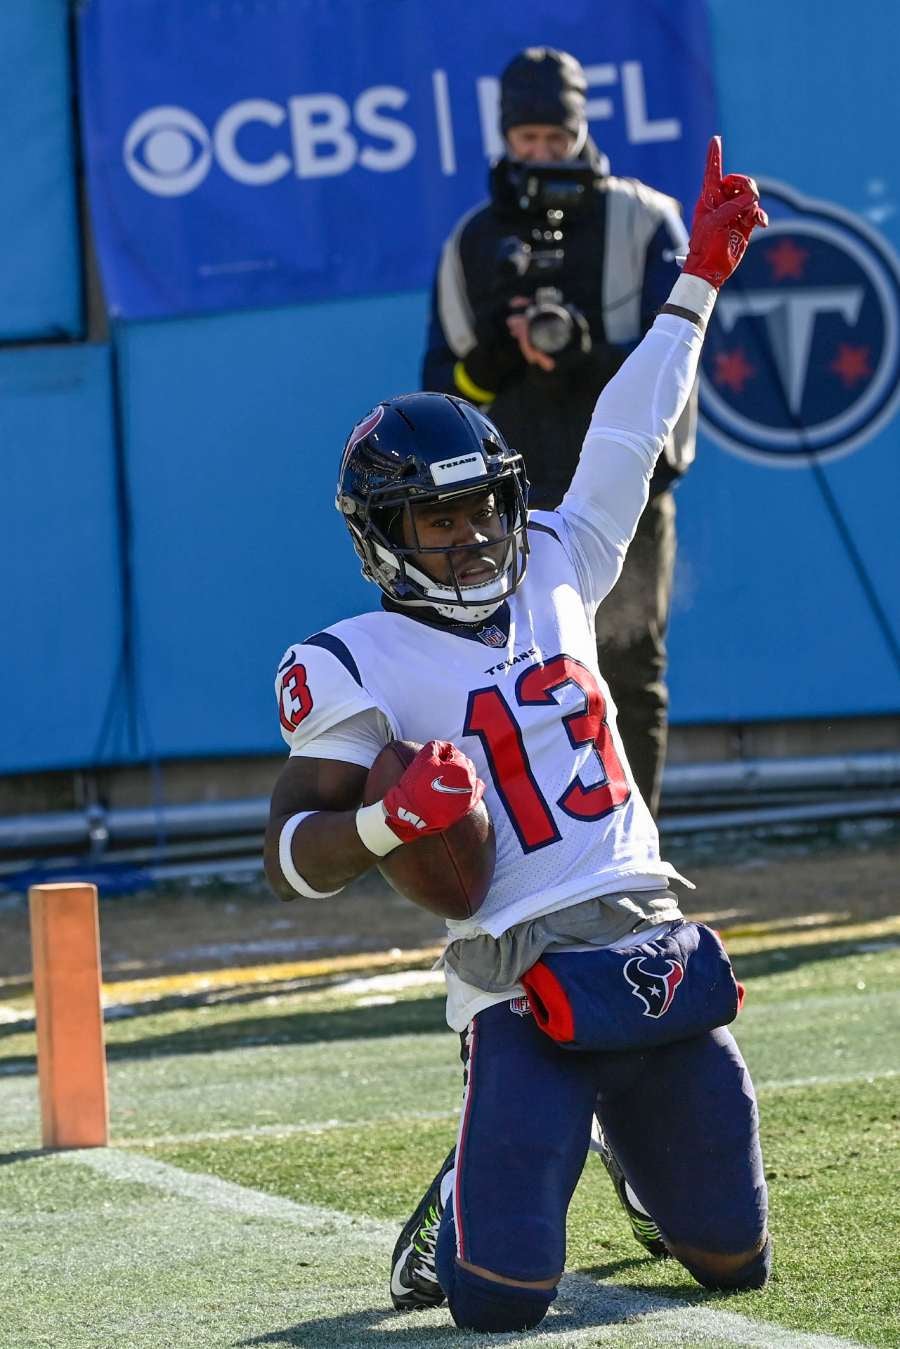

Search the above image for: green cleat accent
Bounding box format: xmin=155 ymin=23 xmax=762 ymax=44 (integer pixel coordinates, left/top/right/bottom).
xmin=390 ymin=1150 xmax=455 ymax=1312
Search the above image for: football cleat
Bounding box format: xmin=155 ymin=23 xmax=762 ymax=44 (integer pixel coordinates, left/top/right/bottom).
xmin=390 ymin=1149 xmax=455 ymax=1312
xmin=591 ymin=1120 xmax=670 ymax=1259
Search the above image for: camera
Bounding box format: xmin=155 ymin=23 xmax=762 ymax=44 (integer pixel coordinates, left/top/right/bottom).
xmin=496 ymin=236 xmax=591 ymax=358
xmin=490 ymin=158 xmax=598 ymax=221
xmin=491 ymin=160 xmax=597 ymax=359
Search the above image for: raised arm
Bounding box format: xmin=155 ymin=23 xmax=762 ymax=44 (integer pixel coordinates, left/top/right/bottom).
xmin=560 ymin=137 xmax=766 ymax=577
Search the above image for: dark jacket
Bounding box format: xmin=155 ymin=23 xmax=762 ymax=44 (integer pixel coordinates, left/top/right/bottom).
xmin=423 ymin=156 xmax=696 ymax=508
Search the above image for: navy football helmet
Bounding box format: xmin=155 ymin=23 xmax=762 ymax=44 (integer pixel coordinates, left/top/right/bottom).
xmin=336 ymin=393 xmax=529 ymax=622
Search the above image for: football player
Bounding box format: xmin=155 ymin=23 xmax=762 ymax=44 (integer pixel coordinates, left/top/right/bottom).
xmin=265 ymin=138 xmax=771 ymax=1334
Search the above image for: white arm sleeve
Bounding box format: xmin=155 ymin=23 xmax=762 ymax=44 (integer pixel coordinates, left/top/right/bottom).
xmin=559 ymin=274 xmax=715 ymax=611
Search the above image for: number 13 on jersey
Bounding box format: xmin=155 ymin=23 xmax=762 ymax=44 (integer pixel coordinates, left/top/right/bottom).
xmin=463 ymin=655 xmax=630 ymax=853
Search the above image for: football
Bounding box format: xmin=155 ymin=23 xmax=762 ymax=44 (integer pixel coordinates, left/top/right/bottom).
xmin=363 ymin=739 xmax=495 ymax=920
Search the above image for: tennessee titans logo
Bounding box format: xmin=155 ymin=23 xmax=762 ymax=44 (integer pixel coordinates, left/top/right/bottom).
xmin=623 ymin=957 xmax=684 ymax=1018
xmin=700 ymin=179 xmax=900 ymax=466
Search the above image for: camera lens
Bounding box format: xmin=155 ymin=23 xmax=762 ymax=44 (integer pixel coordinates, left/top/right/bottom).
xmin=528 ymin=304 xmax=574 ymax=355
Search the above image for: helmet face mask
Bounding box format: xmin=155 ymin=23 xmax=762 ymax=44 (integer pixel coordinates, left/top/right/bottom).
xmin=369 ymin=480 xmax=523 ymax=619
xmin=336 ymin=394 xmax=530 ymax=624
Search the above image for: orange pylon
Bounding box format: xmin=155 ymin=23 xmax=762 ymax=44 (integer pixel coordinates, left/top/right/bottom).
xmin=29 ymin=883 xmax=109 ymax=1148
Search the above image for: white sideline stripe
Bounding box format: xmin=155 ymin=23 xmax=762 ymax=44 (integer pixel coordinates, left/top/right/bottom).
xmin=63 ymin=1146 xmax=390 ymax=1239
xmin=556 ymin=1274 xmax=870 ymax=1349
xmin=65 ymin=1149 xmax=869 ymax=1349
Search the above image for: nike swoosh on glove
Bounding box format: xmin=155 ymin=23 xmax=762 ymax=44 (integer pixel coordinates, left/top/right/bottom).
xmin=383 ymin=740 xmax=485 ymax=843
xmin=684 ymin=135 xmax=768 ymax=288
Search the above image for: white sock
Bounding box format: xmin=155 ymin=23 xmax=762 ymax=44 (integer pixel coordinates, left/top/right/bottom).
xmin=624 ymin=1180 xmax=651 ymax=1216
xmin=440 ymin=1168 xmax=455 ymax=1208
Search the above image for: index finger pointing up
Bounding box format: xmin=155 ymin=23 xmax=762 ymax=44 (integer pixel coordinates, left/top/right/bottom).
xmin=702 ymin=134 xmax=723 ymax=205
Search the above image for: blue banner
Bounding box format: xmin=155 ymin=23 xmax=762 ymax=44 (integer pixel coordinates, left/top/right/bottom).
xmin=76 ymin=0 xmax=716 ymax=319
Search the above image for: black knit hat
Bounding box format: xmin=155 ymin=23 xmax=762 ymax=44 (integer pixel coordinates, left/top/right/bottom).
xmin=499 ymin=47 xmax=587 ymax=137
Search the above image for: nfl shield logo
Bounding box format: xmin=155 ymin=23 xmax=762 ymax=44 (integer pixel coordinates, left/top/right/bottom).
xmin=478 ymin=625 xmax=506 ymax=648
xmin=509 ymin=996 xmax=533 ymax=1017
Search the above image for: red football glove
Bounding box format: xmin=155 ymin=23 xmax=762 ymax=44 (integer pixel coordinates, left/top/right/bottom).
xmin=684 ymin=135 xmax=768 ymax=288
xmin=383 ymin=740 xmax=485 ymax=843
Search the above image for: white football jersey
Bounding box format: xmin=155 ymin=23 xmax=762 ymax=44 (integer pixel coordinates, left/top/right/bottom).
xmin=277 ymin=514 xmax=684 ymax=943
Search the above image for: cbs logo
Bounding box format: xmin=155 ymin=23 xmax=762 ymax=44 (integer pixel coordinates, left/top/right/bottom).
xmin=123 ymin=92 xmax=416 ymax=197
xmin=124 ymin=106 xmax=213 ymax=197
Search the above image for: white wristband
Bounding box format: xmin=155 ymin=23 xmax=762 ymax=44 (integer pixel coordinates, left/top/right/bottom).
xmin=355 ymin=800 xmax=404 ymax=857
xmin=278 ymin=811 xmax=342 ymax=899
xmin=667 ymin=273 xmax=717 ymax=328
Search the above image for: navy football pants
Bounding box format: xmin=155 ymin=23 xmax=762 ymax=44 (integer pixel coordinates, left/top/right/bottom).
xmin=436 ymin=998 xmax=768 ymax=1285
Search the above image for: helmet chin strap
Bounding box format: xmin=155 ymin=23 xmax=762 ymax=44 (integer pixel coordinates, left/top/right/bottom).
xmin=427 ymin=598 xmax=505 ymax=623
xmin=409 ymin=587 xmax=506 ymax=624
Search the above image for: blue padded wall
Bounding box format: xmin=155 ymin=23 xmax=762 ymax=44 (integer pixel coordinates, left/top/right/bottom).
xmin=669 ymin=436 xmax=899 ymax=721
xmin=0 ymin=1 xmax=83 ymax=340
xmin=114 ymin=291 xmax=427 ymax=759
xmin=0 ymin=345 xmax=121 ymax=771
xmin=666 ymin=0 xmax=900 ymax=723
xmin=706 ymin=0 xmax=897 ymax=198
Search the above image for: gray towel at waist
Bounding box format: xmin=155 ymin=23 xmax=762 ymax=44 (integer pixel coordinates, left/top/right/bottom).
xmin=440 ymin=889 xmax=684 ymax=993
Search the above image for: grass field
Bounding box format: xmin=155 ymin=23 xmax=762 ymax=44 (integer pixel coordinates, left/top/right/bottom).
xmin=1 ymin=912 xmax=898 ymax=1348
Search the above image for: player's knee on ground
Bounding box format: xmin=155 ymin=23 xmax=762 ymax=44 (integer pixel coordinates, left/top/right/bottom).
xmin=443 ymin=1263 xmax=557 ymax=1333
xmin=433 ymin=1136 xmax=568 ymax=1332
xmin=436 ymin=1231 xmax=557 ymax=1333
xmin=671 ymin=1235 xmax=772 ymax=1292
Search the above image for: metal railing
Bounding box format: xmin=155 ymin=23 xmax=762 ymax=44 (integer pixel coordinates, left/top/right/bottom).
xmin=1 ymin=750 xmax=897 ymax=891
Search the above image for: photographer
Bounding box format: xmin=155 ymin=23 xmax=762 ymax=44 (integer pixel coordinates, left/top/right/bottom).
xmin=422 ymin=47 xmax=697 ymax=816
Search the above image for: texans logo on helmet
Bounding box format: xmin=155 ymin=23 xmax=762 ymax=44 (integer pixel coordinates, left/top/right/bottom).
xmin=700 ymin=180 xmax=900 ymax=466
xmin=339 ymin=405 xmax=385 ymax=482
xmin=623 ymin=956 xmax=684 ymax=1018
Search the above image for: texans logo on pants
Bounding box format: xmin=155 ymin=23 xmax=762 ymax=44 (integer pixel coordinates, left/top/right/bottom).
xmin=623 ymin=957 xmax=684 ymax=1018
